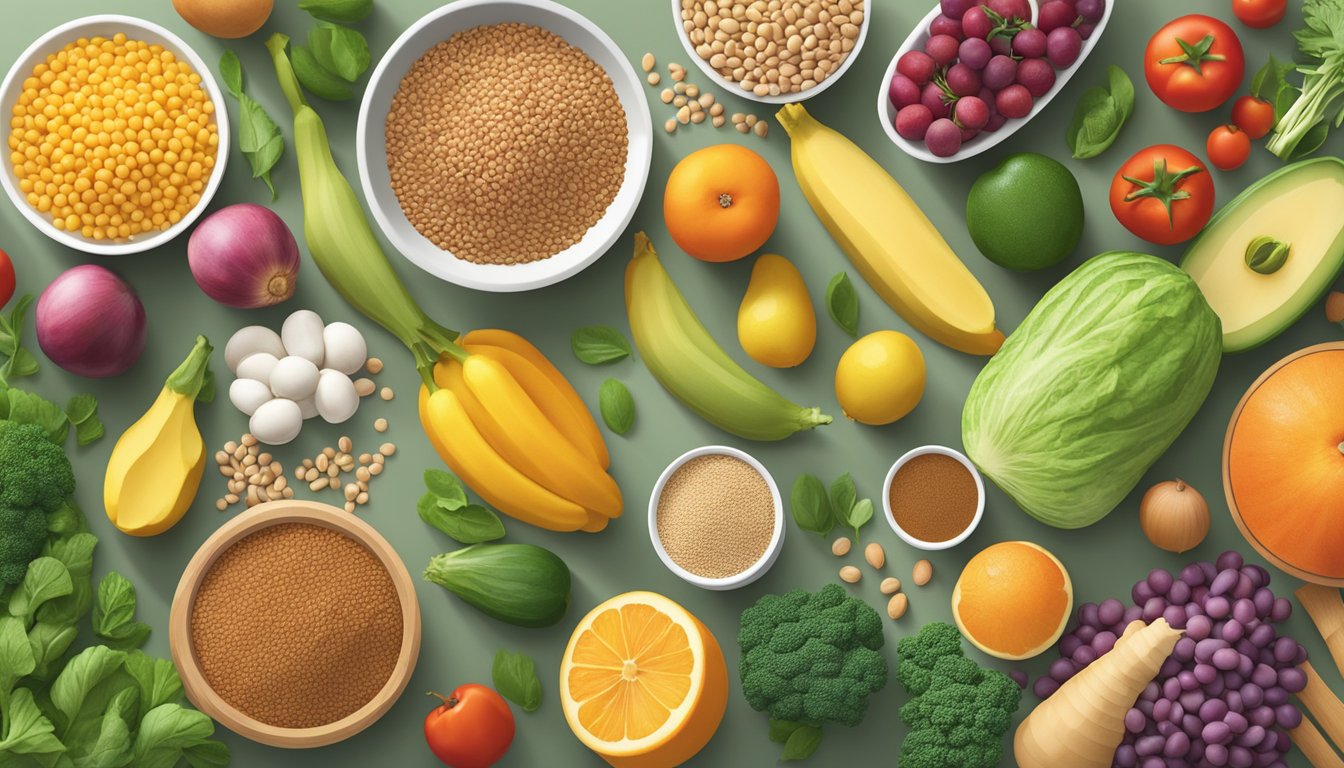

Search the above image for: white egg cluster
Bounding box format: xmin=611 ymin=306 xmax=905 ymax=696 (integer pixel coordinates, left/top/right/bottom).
xmin=224 ymin=310 xmax=368 ymax=445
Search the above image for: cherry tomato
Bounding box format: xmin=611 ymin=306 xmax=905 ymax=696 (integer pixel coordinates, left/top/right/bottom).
xmin=1207 ymin=125 xmax=1252 ymax=171
xmin=1145 ymin=15 xmax=1246 ymax=113
xmin=1233 ymin=0 xmax=1287 ymax=29
xmin=424 ymin=685 xmax=515 ymax=768
xmin=0 ymin=250 xmax=13 ymax=309
xmin=1231 ymin=95 xmax=1276 ymax=139
xmin=1110 ymin=145 xmax=1215 ymax=245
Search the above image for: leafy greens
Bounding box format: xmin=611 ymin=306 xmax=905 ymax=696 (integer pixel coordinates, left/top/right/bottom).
xmin=1266 ymin=0 xmax=1344 ymax=160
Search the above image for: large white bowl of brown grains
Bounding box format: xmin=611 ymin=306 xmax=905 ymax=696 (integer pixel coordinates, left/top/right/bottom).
xmin=671 ymin=0 xmax=870 ymax=104
xmin=649 ymin=445 xmax=784 ymax=590
xmin=168 ymin=500 xmax=421 ymax=748
xmin=0 ymin=15 xmax=228 ymax=255
xmin=356 ymin=0 xmax=652 ymax=292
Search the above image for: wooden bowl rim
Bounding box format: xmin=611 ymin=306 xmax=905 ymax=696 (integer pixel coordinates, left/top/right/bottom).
xmin=1222 ymin=341 xmax=1344 ymax=587
xmin=168 ymin=500 xmax=422 ymax=748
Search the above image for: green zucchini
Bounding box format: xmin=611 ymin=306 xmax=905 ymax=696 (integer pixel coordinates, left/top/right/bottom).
xmin=424 ymin=544 xmax=570 ymax=628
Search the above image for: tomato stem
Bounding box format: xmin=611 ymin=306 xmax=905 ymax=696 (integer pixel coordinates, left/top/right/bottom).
xmin=1122 ymin=159 xmax=1204 ymax=228
xmin=1158 ymin=34 xmax=1226 ymax=75
xmin=427 ymin=691 xmax=460 ymax=709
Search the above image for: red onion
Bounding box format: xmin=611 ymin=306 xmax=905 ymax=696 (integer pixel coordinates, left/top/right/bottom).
xmin=187 ymin=204 xmax=300 ymax=308
xmin=36 ymin=265 xmax=147 ymax=378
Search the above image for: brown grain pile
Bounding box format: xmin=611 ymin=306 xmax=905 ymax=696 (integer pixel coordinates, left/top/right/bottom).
xmin=385 ymin=23 xmax=628 ymax=265
xmin=889 ymin=454 xmax=978 ymax=543
xmin=189 ymin=523 xmax=402 ymax=728
xmin=656 ymin=455 xmax=775 ymax=579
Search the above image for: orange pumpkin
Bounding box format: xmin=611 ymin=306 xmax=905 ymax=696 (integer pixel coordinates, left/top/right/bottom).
xmin=663 ymin=144 xmax=779 ymax=262
xmin=1224 ymin=342 xmax=1344 ymax=585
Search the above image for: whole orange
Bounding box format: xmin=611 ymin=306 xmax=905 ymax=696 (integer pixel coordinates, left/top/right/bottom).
xmin=664 ymin=144 xmax=780 ymax=262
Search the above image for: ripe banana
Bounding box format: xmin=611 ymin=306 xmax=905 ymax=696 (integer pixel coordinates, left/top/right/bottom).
xmin=437 ymin=356 xmax=623 ymax=519
xmin=418 ymin=386 xmax=590 ymax=532
xmin=776 ymin=103 xmax=1005 ymax=356
xmin=460 ymin=330 xmax=610 ymax=470
xmin=625 ymin=233 xmax=832 ymax=441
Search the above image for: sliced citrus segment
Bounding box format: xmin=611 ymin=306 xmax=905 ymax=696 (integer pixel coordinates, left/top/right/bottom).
xmin=952 ymin=540 xmax=1073 ymax=660
xmin=560 ymin=592 xmax=727 ymax=768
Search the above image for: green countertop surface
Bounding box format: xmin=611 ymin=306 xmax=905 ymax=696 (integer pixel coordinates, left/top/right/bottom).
xmin=2 ymin=0 xmax=1339 ymax=766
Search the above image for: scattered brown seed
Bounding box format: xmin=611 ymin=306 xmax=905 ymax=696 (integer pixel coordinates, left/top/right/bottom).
xmin=660 ymin=88 xmax=674 ymax=104
xmin=374 ymin=418 xmax=388 ymax=433
xmin=754 ymin=121 xmax=769 ymax=138
xmin=647 ymin=71 xmax=661 ymax=86
xmin=379 ymin=387 xmax=394 ymax=401
xmin=913 ymin=559 xmax=933 ymax=586
xmin=379 ymin=443 xmax=397 ymax=457
xmin=880 ymin=577 xmax=902 ymax=595
xmin=691 ymin=111 xmax=706 ymax=124
xmin=215 ymin=498 xmax=228 ymax=511
xmin=310 ymin=478 xmax=330 ymax=492
xmin=831 ymin=537 xmax=852 ymax=557
xmin=887 ymin=593 xmax=909 ymax=620
xmin=745 ymin=114 xmax=758 ymax=127
xmin=865 ymin=542 xmax=886 ymax=569
xmin=735 ymin=122 xmax=750 ymax=134
xmin=712 ymin=115 xmax=726 ymax=128
xmin=839 ymin=565 xmax=862 ymax=584
xmin=354 ymin=378 xmax=376 ymax=397
xmin=641 ymin=52 xmax=655 ymax=72
xmin=664 ymin=119 xmax=678 ymax=134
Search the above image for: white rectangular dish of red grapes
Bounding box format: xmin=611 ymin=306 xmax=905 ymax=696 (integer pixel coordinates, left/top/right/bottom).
xmin=878 ymin=0 xmax=1112 ymax=163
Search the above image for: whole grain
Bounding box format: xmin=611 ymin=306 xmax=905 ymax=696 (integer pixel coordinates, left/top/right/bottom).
xmin=656 ymin=454 xmax=774 ymax=579
xmin=888 ymin=453 xmax=978 ymax=543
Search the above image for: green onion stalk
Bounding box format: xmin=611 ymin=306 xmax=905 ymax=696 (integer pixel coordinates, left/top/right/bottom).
xmin=1266 ymin=0 xmax=1344 ymax=160
xmin=265 ymin=33 xmax=467 ymax=387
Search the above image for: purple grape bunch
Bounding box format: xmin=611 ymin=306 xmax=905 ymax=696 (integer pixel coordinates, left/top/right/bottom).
xmin=1035 ymin=551 xmax=1308 ymax=768
xmin=887 ymin=0 xmax=1104 ymax=157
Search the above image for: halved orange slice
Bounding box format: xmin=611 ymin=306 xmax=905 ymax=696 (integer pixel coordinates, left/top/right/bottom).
xmin=560 ymin=591 xmax=727 ymax=768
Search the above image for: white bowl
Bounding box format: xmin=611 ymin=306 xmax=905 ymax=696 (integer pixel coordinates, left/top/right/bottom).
xmin=0 ymin=15 xmax=229 ymax=255
xmin=669 ymin=0 xmax=871 ymax=105
xmin=878 ymin=0 xmax=1113 ymax=163
xmin=882 ymin=445 xmax=985 ymax=550
xmin=648 ymin=445 xmax=784 ymax=591
xmin=356 ymin=0 xmax=652 ymax=293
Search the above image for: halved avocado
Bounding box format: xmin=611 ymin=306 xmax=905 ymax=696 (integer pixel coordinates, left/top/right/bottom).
xmin=1181 ymin=157 xmax=1344 ymax=353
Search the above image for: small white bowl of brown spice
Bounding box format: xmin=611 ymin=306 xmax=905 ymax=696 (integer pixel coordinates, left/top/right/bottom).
xmin=883 ymin=445 xmax=985 ymax=551
xmin=650 ymin=445 xmax=784 ymax=590
xmin=357 ymin=0 xmax=652 ymax=293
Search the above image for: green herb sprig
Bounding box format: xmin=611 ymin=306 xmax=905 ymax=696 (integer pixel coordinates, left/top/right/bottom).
xmin=1065 ymin=65 xmax=1135 ymax=159
xmin=219 ymin=51 xmax=284 ymax=199
xmin=825 ymin=273 xmax=859 ymax=336
xmin=418 ymin=470 xmax=506 ymax=544
xmin=492 ymin=649 xmax=542 ymax=712
xmin=792 ymin=472 xmax=874 ymax=541
xmin=598 ymin=379 xmax=635 ymax=435
xmin=572 ymin=326 xmax=632 ymax=364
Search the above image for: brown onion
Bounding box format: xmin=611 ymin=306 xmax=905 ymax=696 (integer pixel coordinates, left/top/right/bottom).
xmin=1139 ymin=479 xmax=1209 ymax=553
xmin=188 ymin=204 xmax=299 ymax=308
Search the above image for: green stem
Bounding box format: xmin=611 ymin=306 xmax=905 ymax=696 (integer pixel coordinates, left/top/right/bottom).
xmin=266 ymin=33 xmax=306 ymax=113
xmin=1122 ymin=158 xmax=1205 ymax=227
xmin=165 ymin=336 xmax=213 ymax=399
xmin=1157 ymin=34 xmax=1226 ymax=75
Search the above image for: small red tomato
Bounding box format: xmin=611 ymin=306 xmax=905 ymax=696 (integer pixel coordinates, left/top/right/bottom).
xmin=0 ymin=249 xmax=13 ymax=308
xmin=1110 ymin=145 xmax=1215 ymax=245
xmin=1145 ymin=15 xmax=1246 ymax=113
xmin=424 ymin=685 xmax=515 ymax=768
xmin=1231 ymin=95 xmax=1275 ymax=139
xmin=1207 ymin=124 xmax=1252 ymax=171
xmin=1233 ymin=0 xmax=1287 ymax=29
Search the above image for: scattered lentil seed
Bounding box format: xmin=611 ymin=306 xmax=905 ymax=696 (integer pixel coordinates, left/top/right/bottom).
xmin=839 ymin=565 xmax=862 ymax=584
xmin=673 ymin=95 xmax=688 ymax=108
xmin=665 ymin=119 xmax=678 ymax=134
xmin=913 ymin=559 xmax=934 ymax=586
xmin=745 ymin=114 xmax=758 ymax=127
xmin=656 ymin=454 xmax=775 ymax=579
xmin=355 ymin=378 xmax=376 ymax=397
xmin=880 ymin=577 xmax=902 ymax=595
xmin=661 ymin=88 xmax=675 ymax=104
xmin=736 ymin=122 xmax=750 ymax=134
xmin=732 ymin=112 xmax=746 ymax=124
xmin=374 ymin=418 xmax=389 ymax=433
xmin=379 ymin=443 xmax=397 ymax=457
xmin=641 ymin=52 xmax=656 ymax=72
xmin=691 ymin=111 xmax=706 ymax=124
xmin=832 ymin=537 xmax=852 ymax=556
xmin=865 ymin=542 xmax=886 ymax=569
xmin=754 ymin=121 xmax=769 ymax=138
xmin=712 ymin=115 xmax=726 ymax=127
xmin=380 ymin=387 xmax=394 ymax=401
xmin=673 ymin=82 xmax=687 ymax=94
xmin=647 ymin=72 xmax=661 ymax=86
xmin=887 ymin=593 xmax=909 ymax=620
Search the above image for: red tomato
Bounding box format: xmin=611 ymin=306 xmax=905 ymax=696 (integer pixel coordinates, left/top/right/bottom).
xmin=1233 ymin=0 xmax=1287 ymax=29
xmin=1231 ymin=95 xmax=1275 ymax=139
xmin=1110 ymin=145 xmax=1215 ymax=245
xmin=424 ymin=685 xmax=515 ymax=768
xmin=0 ymin=250 xmax=13 ymax=308
xmin=1207 ymin=125 xmax=1252 ymax=171
xmin=1145 ymin=15 xmax=1246 ymax=112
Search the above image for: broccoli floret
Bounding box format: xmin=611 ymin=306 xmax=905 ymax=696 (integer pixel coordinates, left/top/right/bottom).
xmin=0 ymin=421 xmax=76 ymax=587
xmin=738 ymin=584 xmax=888 ymax=729
xmin=896 ymin=623 xmax=1022 ymax=768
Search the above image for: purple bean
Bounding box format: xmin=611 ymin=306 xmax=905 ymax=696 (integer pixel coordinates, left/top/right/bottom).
xmin=1252 ymin=589 xmax=1274 ymax=617
xmin=1241 ymin=683 xmax=1264 ymax=709
xmin=1172 ymin=637 xmax=1196 ymax=662
xmin=1049 ymin=657 xmax=1076 ymax=682
xmin=1272 ymin=637 xmax=1296 ymax=664
xmin=1248 ymin=565 xmax=1270 ymax=587
xmin=1194 ymin=585 xmax=1211 ymax=604
xmin=1163 ymin=677 xmax=1182 ymax=701
xmin=1124 ymin=605 xmax=1145 ymax=625
xmin=1226 ymin=689 xmax=1244 ymax=713
xmin=1201 ymin=698 xmax=1230 ymax=722
xmin=1249 ymin=705 xmax=1275 ymax=728
xmin=1169 ymin=701 xmax=1185 ymax=723
xmin=1033 ymin=676 xmax=1059 ymax=698
xmin=1206 ymin=743 xmax=1230 ymax=766
xmin=982 ymin=54 xmax=1018 ymax=90
xmin=1294 ymin=644 xmax=1308 ymax=665
xmin=1159 ymin=657 xmax=1182 ymax=679
xmin=1165 ymin=731 xmax=1192 ymax=758
xmin=1099 ymin=598 xmax=1125 ymax=626
xmin=1275 ymin=703 xmax=1301 ymax=729
xmin=1137 ymin=698 xmax=1154 ymax=716
xmin=1153 ymin=697 xmax=1172 ymax=722
xmin=1180 ymin=690 xmax=1205 ymax=713
xmin=1187 ymin=615 xmax=1213 ymax=641
xmin=1074 ymin=601 xmax=1097 ymax=627
xmin=1140 ymin=757 xmax=1165 ymax=768
xmin=1230 ymin=745 xmax=1253 ymax=768
xmin=1211 ymin=570 xmax=1238 ymax=597
xmin=1148 ymin=568 xmax=1174 ymax=595
xmin=1090 ymin=632 xmax=1116 ymax=657
xmin=1263 ymin=686 xmax=1287 ymax=706
xmin=1009 ymin=670 xmax=1028 ymax=689
xmin=1207 ymin=595 xmax=1232 ymax=619
xmin=1136 ymin=734 xmax=1165 ymax=756
xmin=1232 ymin=599 xmax=1255 ymax=625
xmin=1197 ymin=638 xmax=1229 ymax=662
xmin=1194 ymin=663 xmax=1218 ymax=685
xmin=1124 ymin=706 xmax=1147 ymax=733
xmin=1184 ymin=714 xmax=1205 ymax=738
xmin=1143 ymin=596 xmax=1166 ymax=622
xmin=1239 ymin=725 xmax=1266 ymax=748
xmin=1141 ymin=681 xmax=1161 ymax=702
xmin=1223 ymin=620 xmax=1245 ymax=643
xmin=1218 ymin=551 xmax=1245 ymax=571
xmin=1073 ymin=644 xmax=1098 ymax=667
xmin=1249 ymin=624 xmax=1275 ymax=648
xmin=1224 ymin=673 xmax=1243 ymax=691
xmin=1115 ymin=744 xmax=1138 ymax=768
xmin=1237 ymin=639 xmax=1259 ymax=660
xmin=1237 ymin=656 xmax=1255 ymax=679
xmin=1181 ymin=563 xmax=1206 ymax=586
xmin=1207 ymin=676 xmax=1227 ymax=697
xmin=1178 ymin=670 xmax=1199 ymax=691
xmin=1169 ymin=580 xmax=1192 ymax=605
xmin=1163 ymin=604 xmax=1188 ymax=629
xmin=1270 ymin=598 xmax=1291 ymax=622
xmin=1059 ymin=633 xmax=1082 ymax=657
xmin=1204 ymin=720 xmax=1232 ymax=745
xmin=1158 ymin=719 xmax=1177 ymax=737
xmin=1226 ymin=711 xmax=1249 ymax=734
xmin=1278 ymin=667 xmax=1306 ymax=693
xmin=1200 ymin=561 xmax=1219 ymax=582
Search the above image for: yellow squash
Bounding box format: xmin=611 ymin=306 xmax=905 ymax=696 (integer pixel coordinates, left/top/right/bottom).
xmin=738 ymin=253 xmax=817 ymax=368
xmin=104 ymin=336 xmax=214 ymax=536
xmin=777 ymin=103 xmax=1004 ymax=356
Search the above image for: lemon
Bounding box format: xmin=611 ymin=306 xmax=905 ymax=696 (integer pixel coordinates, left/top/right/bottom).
xmin=834 ymin=331 xmax=926 ymax=425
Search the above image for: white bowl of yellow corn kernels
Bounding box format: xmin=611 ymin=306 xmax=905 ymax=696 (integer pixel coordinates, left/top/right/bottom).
xmin=0 ymin=15 xmax=229 ymax=256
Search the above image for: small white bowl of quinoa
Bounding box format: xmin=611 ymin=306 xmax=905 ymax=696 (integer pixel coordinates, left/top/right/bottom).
xmin=357 ymin=0 xmax=652 ymax=293
xmin=648 ymin=445 xmax=785 ymax=591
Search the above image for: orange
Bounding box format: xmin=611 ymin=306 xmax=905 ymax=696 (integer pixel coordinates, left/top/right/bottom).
xmin=560 ymin=592 xmax=728 ymax=767
xmin=951 ymin=541 xmax=1073 ymax=661
xmin=663 ymin=144 xmax=780 ymax=263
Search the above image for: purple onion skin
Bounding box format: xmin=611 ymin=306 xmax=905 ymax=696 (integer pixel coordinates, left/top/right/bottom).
xmin=187 ymin=203 xmax=300 ymax=309
xmin=36 ymin=264 xmax=146 ymax=378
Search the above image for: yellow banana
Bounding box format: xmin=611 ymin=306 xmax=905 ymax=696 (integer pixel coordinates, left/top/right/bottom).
xmin=418 ymin=386 xmax=591 ymax=532
xmin=460 ymin=339 xmax=609 ymax=470
xmin=625 ymin=233 xmax=831 ymax=441
xmin=777 ymin=103 xmax=1005 ymax=356
xmin=438 ymin=356 xmax=623 ymax=519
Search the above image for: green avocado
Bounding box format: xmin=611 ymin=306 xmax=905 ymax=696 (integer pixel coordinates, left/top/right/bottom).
xmin=965 ymin=153 xmax=1085 ymax=272
xmin=1180 ymin=157 xmax=1344 ymax=353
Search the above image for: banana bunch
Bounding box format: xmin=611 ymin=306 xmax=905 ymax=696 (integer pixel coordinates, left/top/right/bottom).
xmin=418 ymin=330 xmax=620 ymax=533
xmin=626 ymin=233 xmax=831 ymax=441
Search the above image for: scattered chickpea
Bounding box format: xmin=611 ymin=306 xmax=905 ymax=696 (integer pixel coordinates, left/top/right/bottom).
xmin=887 ymin=593 xmax=909 ymax=620
xmin=880 ymin=577 xmax=902 ymax=595
xmin=712 ymin=115 xmax=726 ymax=128
xmin=913 ymin=559 xmax=934 ymax=587
xmin=647 ymin=72 xmax=661 ymax=86
xmin=839 ymin=565 xmax=862 ymax=584
xmin=354 ymin=378 xmax=376 ymax=397
xmin=374 ymin=418 xmax=389 ymax=433
xmin=660 ymin=88 xmax=675 ymax=104
xmin=665 ymin=119 xmax=678 ymax=134
xmin=864 ymin=542 xmax=886 ymax=569
xmin=365 ymin=357 xmax=384 ymax=374
xmin=831 ymin=536 xmax=852 ymax=557
xmin=754 ymin=121 xmax=769 ymax=138
xmin=379 ymin=387 xmax=394 ymax=401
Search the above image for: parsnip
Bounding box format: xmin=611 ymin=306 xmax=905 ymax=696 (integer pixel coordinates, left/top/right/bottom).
xmin=1299 ymin=661 xmax=1344 ymax=754
xmin=1297 ymin=584 xmax=1344 ymax=678
xmin=1292 ymin=717 xmax=1344 ymax=768
xmin=1014 ymin=618 xmax=1182 ymax=768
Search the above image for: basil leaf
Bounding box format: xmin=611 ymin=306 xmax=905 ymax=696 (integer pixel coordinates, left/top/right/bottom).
xmin=219 ymin=51 xmax=284 ymax=199
xmin=291 ymin=45 xmax=355 ymax=101
xmin=572 ymin=326 xmax=631 ymax=364
xmin=781 ymin=724 xmax=823 ymax=761
xmin=825 ymin=272 xmax=859 ymax=336
xmin=1251 ymin=55 xmax=1293 ymax=101
xmin=598 ymin=378 xmax=635 ymax=435
xmin=790 ymin=474 xmax=834 ymax=537
xmin=310 ymin=23 xmax=371 ymax=82
xmin=418 ymin=494 xmax=506 ymax=544
xmin=829 ymin=473 xmax=856 ymax=521
xmin=94 ymin=572 xmax=152 ymax=650
xmin=769 ymin=718 xmax=804 ymax=744
xmin=299 ymin=0 xmax=373 ymax=23
xmin=492 ymin=649 xmax=542 ymax=712
xmin=849 ymin=498 xmax=874 ymax=530
xmin=1108 ymin=65 xmax=1135 ymax=124
xmin=218 ymin=51 xmax=243 ymax=99
xmin=66 ymin=394 xmax=105 ymax=446
xmin=424 ymin=469 xmax=469 ymax=511
xmin=0 ymin=294 xmax=38 ymax=387
xmin=1067 ymin=66 xmax=1133 ymax=159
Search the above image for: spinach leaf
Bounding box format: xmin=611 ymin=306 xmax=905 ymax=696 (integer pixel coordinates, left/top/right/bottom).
xmin=769 ymin=718 xmax=804 ymax=743
xmin=0 ymin=616 xmax=35 ymax=693
xmin=0 ymin=295 xmax=39 ymax=387
xmin=417 ymin=494 xmax=505 ymax=545
xmin=93 ymin=573 xmax=151 ymax=651
xmin=848 ymin=499 xmax=874 ymax=532
xmin=492 ymin=649 xmax=542 ymax=712
xmin=1251 ymin=55 xmax=1294 ymax=102
xmin=1066 ymin=65 xmax=1134 ymax=159
xmin=0 ymin=687 xmax=64 ymax=757
xmin=131 ymin=703 xmax=224 ymax=768
xmin=781 ymin=724 xmax=823 ymax=761
xmin=824 ymin=272 xmax=859 ymax=336
xmin=571 ymin=326 xmax=631 ymax=364
xmin=219 ymin=50 xmax=284 ymax=199
xmin=76 ymin=691 xmax=134 ymax=768
xmin=65 ymin=394 xmax=104 ymax=446
xmin=423 ymin=469 xmax=469 ymax=511
xmin=1 ymin=388 xmax=70 ymax=444
xmin=299 ymin=0 xmax=373 ymax=23
xmin=829 ymin=473 xmax=857 ymax=524
xmin=124 ymin=652 xmax=184 ymax=713
xmin=790 ymin=474 xmax=835 ymax=537
xmin=9 ymin=558 xmax=73 ymax=625
xmin=598 ymin=378 xmax=634 ymax=435
xmin=310 ymin=23 xmax=371 ymax=82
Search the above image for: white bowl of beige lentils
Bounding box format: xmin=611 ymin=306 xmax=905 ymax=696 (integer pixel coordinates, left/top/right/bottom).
xmin=356 ymin=0 xmax=652 ymax=293
xmin=671 ymin=0 xmax=870 ymax=105
xmin=649 ymin=445 xmax=785 ymax=591
xmin=0 ymin=15 xmax=228 ymax=255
